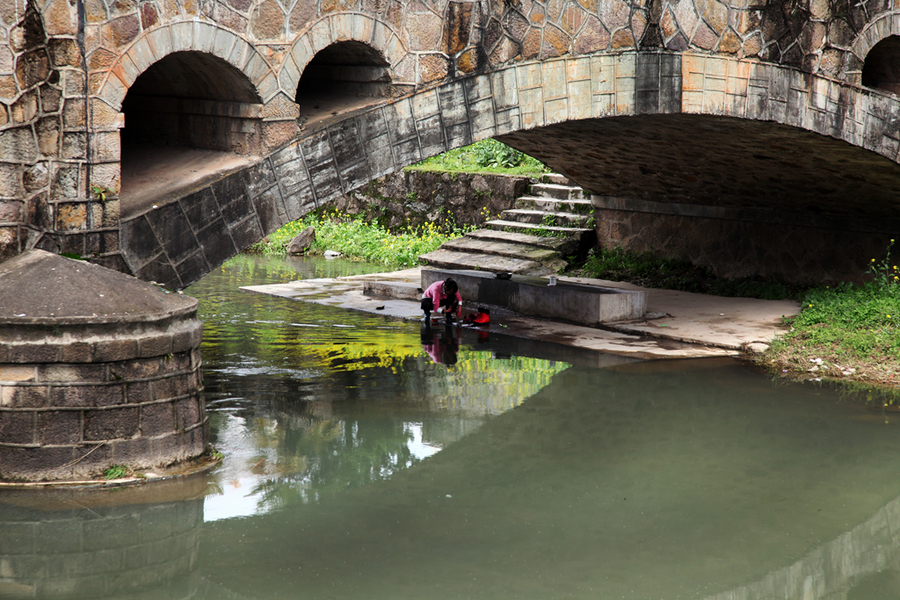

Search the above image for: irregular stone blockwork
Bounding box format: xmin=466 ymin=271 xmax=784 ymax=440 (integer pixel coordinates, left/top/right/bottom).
xmin=0 ymin=2 xmax=124 ymax=269
xmin=0 ymin=4 xmax=63 ymax=263
xmin=0 ymin=252 xmax=207 ymax=482
xmin=0 ymin=0 xmax=897 ymax=272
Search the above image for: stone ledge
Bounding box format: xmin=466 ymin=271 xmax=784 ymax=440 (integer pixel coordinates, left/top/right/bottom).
xmin=591 ymin=194 xmax=900 ymax=234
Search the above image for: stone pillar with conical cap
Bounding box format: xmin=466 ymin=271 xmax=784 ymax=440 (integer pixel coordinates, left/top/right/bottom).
xmin=0 ymin=250 xmax=207 ymax=481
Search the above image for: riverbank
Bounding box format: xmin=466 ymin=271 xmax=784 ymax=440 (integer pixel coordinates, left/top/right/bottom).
xmin=571 ymin=246 xmax=900 ymax=392
xmin=241 ymin=267 xmax=799 ymax=362
xmin=754 ymin=279 xmax=900 ymax=390
xmin=253 ymin=218 xmax=900 ymax=392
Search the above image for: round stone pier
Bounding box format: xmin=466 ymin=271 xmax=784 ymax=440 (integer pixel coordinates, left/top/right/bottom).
xmin=0 ymin=250 xmax=206 ymax=481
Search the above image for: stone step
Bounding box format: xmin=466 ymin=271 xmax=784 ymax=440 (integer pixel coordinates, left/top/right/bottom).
xmin=515 ymin=196 xmax=593 ymax=215
xmin=530 ymin=182 xmax=585 ymax=200
xmin=417 ymin=249 xmax=558 ymax=276
xmin=421 ymin=176 xmax=594 ymax=277
xmin=464 ymin=228 xmax=580 ymax=254
xmin=364 ymin=280 xmax=422 ymax=300
xmin=484 ymin=219 xmax=594 ymax=241
xmin=499 ymin=208 xmax=592 ymax=227
xmin=544 ymin=173 xmax=573 ymax=186
xmin=440 ymin=236 xmax=563 ymax=262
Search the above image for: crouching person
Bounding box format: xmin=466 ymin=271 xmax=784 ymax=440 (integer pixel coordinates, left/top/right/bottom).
xmin=421 ymin=278 xmax=462 ymax=325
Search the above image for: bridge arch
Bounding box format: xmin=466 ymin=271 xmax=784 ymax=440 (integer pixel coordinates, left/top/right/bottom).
xmin=97 ymin=23 xmax=302 ymax=220
xmin=101 ymin=22 xmax=280 ymax=113
xmin=279 ymin=14 xmax=412 ymax=99
xmin=848 ymin=12 xmax=900 ymax=85
xmin=118 ymin=52 xmax=900 ymax=289
xmin=120 ymin=51 xmax=265 ymax=155
xmin=677 ymin=54 xmax=900 ymax=163
xmin=862 ymin=36 xmax=900 ymax=96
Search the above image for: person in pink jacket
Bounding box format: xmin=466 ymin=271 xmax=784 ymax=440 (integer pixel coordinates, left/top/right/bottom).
xmin=421 ymin=278 xmax=462 ymax=324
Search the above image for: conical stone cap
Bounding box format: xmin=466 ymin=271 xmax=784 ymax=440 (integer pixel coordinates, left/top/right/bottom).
xmin=0 ymin=250 xmax=197 ymax=325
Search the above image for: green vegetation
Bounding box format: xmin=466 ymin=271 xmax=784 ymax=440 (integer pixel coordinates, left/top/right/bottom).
xmin=91 ymin=184 xmax=113 ymax=202
xmin=249 ymin=209 xmax=468 ymax=268
xmin=568 ymin=247 xmax=804 ymax=300
xmin=104 ymin=464 xmax=130 ymax=480
xmin=249 ymin=140 xmax=549 ymax=264
xmin=763 ymin=241 xmax=900 ymax=387
xmin=407 ymin=139 xmax=550 ymax=177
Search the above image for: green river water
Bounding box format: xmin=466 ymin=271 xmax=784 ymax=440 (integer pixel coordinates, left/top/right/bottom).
xmin=1 ymin=254 xmax=900 ymax=600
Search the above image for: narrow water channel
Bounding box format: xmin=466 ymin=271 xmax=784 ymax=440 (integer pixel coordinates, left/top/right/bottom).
xmin=2 ymin=255 xmax=900 ymax=600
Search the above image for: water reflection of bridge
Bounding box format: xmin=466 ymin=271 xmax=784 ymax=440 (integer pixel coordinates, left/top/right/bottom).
xmin=704 ymin=495 xmax=900 ymax=600
xmin=3 ymin=460 xmax=900 ymax=599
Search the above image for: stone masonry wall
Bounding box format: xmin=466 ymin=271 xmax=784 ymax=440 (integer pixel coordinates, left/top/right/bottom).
xmin=0 ymin=1 xmax=123 ymax=267
xmin=330 ymin=170 xmax=529 ymax=231
xmin=2 ymin=0 xmax=899 ymax=268
xmin=0 ymin=315 xmax=206 ymax=481
xmin=595 ymin=201 xmax=896 ymax=284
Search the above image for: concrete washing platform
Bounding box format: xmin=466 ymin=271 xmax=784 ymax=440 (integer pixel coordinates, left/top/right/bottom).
xmin=420 ymin=269 xmax=646 ymax=326
xmin=242 ymin=267 xmax=801 ymax=361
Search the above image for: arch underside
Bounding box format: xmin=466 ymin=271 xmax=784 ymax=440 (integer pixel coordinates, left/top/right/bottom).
xmin=118 ymin=53 xmax=900 ymax=289
xmin=501 ymin=113 xmax=900 ymax=224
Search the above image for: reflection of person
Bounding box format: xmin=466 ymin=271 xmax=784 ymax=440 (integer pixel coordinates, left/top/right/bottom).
xmin=421 ymin=278 xmax=462 ymax=324
xmin=421 ymin=326 xmax=459 ymax=365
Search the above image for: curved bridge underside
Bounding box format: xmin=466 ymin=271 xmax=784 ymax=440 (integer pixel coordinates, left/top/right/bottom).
xmin=119 ymin=52 xmax=900 ymax=289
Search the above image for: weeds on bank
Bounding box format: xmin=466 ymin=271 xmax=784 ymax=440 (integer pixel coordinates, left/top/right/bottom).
xmin=249 ymin=209 xmax=467 ymax=268
xmin=407 ymin=139 xmax=550 ymax=177
xmin=104 ymin=465 xmax=130 ymax=480
xmin=569 ymin=247 xmax=803 ymax=300
xmin=765 ymin=240 xmax=900 ymax=386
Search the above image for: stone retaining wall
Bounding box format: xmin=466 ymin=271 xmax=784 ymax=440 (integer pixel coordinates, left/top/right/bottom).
xmin=328 ymin=170 xmax=530 ymax=232
xmin=594 ymin=197 xmax=896 ymax=284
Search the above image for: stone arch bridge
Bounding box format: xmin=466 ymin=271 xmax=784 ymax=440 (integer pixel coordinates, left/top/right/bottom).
xmin=3 ymin=0 xmax=900 ymax=288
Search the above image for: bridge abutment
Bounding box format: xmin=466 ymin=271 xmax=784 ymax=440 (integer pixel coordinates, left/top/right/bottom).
xmin=592 ymin=196 xmax=898 ymax=284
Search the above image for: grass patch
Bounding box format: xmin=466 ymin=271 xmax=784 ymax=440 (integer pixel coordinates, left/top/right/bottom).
xmin=568 ymin=247 xmax=804 ymax=300
xmin=763 ymin=247 xmax=900 ymax=387
xmin=104 ymin=465 xmax=130 ymax=480
xmin=406 ymin=139 xmax=550 ymax=177
xmin=249 ymin=209 xmax=467 ymax=268
xmin=764 ymin=281 xmax=900 ymax=386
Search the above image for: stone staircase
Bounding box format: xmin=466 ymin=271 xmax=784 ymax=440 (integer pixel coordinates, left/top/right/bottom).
xmin=419 ymin=175 xmax=595 ymax=276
